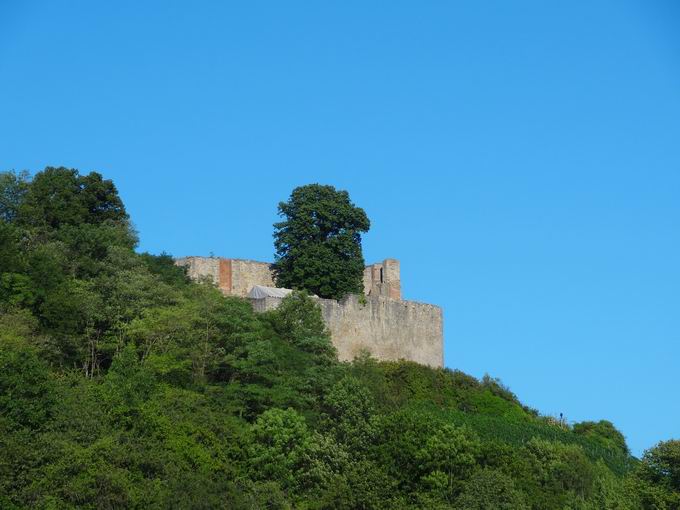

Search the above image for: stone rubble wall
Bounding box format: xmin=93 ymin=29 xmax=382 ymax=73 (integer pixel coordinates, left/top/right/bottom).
xmin=363 ymin=259 xmax=401 ymax=299
xmin=175 ymin=257 xmax=220 ymax=286
xmin=251 ymin=294 xmax=443 ymax=368
xmin=176 ymin=255 xmax=443 ymax=367
xmin=175 ymin=257 xmax=274 ymax=297
xmin=178 ymin=256 xmax=401 ymax=298
xmin=229 ymin=259 xmax=275 ymax=297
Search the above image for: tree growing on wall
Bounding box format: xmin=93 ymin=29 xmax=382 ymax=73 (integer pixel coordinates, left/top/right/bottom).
xmin=272 ymin=184 xmax=370 ymax=300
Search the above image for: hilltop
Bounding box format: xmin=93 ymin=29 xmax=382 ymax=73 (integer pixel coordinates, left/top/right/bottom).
xmin=1 ymin=168 xmax=678 ymax=509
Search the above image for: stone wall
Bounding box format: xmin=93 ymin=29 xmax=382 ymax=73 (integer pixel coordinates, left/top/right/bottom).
xmin=230 ymin=259 xmax=275 ymax=297
xmin=175 ymin=257 xmax=274 ymax=297
xmin=251 ymin=294 xmax=443 ymax=368
xmin=175 ymin=256 xmax=221 ymax=286
xmin=178 ymin=256 xmax=401 ymax=298
xmin=176 ymin=255 xmax=443 ymax=367
xmin=363 ymin=259 xmax=401 ymax=299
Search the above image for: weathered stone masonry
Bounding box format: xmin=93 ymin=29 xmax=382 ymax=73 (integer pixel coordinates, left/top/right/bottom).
xmin=175 ymin=257 xmax=275 ymax=296
xmin=175 ymin=256 xmax=443 ymax=368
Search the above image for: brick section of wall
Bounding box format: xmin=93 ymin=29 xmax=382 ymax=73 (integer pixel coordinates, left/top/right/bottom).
xmin=219 ymin=259 xmax=232 ymax=294
xmin=250 ymin=294 xmax=443 ymax=368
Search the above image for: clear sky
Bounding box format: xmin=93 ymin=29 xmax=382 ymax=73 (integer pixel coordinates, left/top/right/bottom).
xmin=2 ymin=1 xmax=679 ymax=456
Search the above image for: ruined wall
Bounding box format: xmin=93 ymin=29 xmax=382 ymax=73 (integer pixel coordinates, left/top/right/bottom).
xmin=229 ymin=259 xmax=275 ymax=297
xmin=363 ymin=259 xmax=401 ymax=299
xmin=179 ymin=256 xmax=400 ymax=298
xmin=251 ymin=294 xmax=443 ymax=368
xmin=177 ymin=255 xmax=442 ymax=367
xmin=175 ymin=257 xmax=220 ymax=286
xmin=175 ymin=257 xmax=274 ymax=297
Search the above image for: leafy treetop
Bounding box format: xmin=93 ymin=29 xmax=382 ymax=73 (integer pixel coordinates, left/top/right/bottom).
xmin=15 ymin=166 xmax=128 ymax=229
xmin=272 ymin=184 xmax=370 ymax=300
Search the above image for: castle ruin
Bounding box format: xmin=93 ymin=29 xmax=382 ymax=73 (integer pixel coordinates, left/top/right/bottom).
xmin=175 ymin=256 xmax=443 ymax=367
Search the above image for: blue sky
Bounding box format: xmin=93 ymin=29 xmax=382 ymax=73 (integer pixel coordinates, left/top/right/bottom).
xmin=2 ymin=1 xmax=679 ymax=456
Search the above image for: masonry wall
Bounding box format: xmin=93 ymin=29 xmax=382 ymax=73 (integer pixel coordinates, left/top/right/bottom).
xmin=177 ymin=255 xmax=443 ymax=367
xmin=175 ymin=257 xmax=220 ymax=286
xmin=175 ymin=257 xmax=274 ymax=297
xmin=230 ymin=259 xmax=275 ymax=297
xmin=251 ymin=294 xmax=443 ymax=368
xmin=363 ymin=259 xmax=401 ymax=299
xmin=178 ymin=256 xmax=401 ymax=298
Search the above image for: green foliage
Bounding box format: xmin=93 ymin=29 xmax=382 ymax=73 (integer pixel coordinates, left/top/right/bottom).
xmin=139 ymin=251 xmax=190 ymax=287
xmin=0 ymin=221 xmax=24 ymax=274
xmin=480 ymin=373 xmax=522 ymax=406
xmin=0 ymin=338 xmax=54 ymax=430
xmin=629 ymin=440 xmax=680 ymax=508
xmin=454 ymin=469 xmax=529 ymax=509
xmin=0 ymin=168 xmax=674 ymax=509
xmin=272 ymin=184 xmax=370 ymax=299
xmin=0 ymin=170 xmax=29 ymax=222
xmin=220 ymin=292 xmax=340 ymax=420
xmin=249 ymin=407 xmax=356 ymax=507
xmin=17 ymin=167 xmax=128 ymax=229
xmin=321 ymin=375 xmax=377 ymax=450
xmin=523 ymin=436 xmax=596 ymax=503
xmin=265 ymin=290 xmax=336 ymax=361
xmin=574 ymin=420 xmax=630 ymax=455
xmin=416 ymin=423 xmax=481 ymax=500
xmin=640 ymin=440 xmax=680 ymax=492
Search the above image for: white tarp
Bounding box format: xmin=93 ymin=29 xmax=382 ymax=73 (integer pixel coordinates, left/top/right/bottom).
xmin=248 ymin=285 xmax=294 ymax=299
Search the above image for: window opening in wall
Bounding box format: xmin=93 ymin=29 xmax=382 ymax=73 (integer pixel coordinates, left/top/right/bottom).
xmin=380 ymin=267 xmax=384 ymax=283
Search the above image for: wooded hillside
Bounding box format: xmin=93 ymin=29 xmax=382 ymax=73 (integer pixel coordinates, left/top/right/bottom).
xmin=1 ymin=168 xmax=678 ymax=509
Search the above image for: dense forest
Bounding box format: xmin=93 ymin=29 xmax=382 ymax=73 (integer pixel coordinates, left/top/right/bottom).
xmin=1 ymin=167 xmax=679 ymax=509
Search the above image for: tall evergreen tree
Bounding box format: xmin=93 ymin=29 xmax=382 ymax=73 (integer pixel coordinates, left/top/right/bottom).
xmin=272 ymin=184 xmax=370 ymax=300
